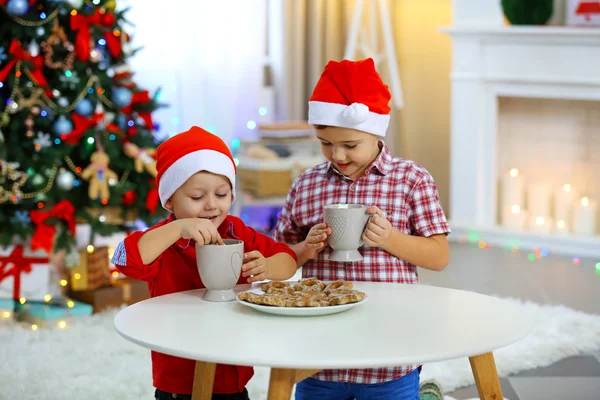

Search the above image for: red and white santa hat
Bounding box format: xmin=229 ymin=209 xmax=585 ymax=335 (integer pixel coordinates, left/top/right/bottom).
xmin=308 ymin=58 xmax=391 ymax=137
xmin=155 ymin=126 xmax=236 ymax=209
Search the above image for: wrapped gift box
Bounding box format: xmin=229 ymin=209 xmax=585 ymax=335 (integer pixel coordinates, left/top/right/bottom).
xmin=0 ymin=298 xmax=15 ymax=320
xmin=566 ymin=0 xmax=600 ymax=26
xmin=69 ymin=246 xmax=110 ymax=291
xmin=67 ymin=277 xmax=149 ymax=313
xmin=16 ymin=298 xmax=93 ymax=328
xmin=0 ymin=244 xmax=64 ymax=302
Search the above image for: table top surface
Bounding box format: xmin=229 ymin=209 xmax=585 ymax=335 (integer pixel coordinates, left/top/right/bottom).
xmin=114 ymin=282 xmax=533 ymax=369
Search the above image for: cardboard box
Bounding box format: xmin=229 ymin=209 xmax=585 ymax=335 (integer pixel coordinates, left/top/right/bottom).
xmin=237 ymin=156 xmax=323 ymax=197
xmin=67 ymin=277 xmax=149 ymax=313
xmin=257 ymin=121 xmax=314 ymax=139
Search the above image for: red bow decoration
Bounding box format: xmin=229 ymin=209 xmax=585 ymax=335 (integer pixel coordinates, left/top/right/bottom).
xmin=0 ymin=246 xmax=49 ymax=301
xmin=121 ymin=90 xmax=154 ymax=131
xmin=70 ymin=9 xmax=121 ymax=62
xmin=65 ymin=112 xmax=121 ymax=144
xmin=146 ymin=179 xmax=160 ymax=214
xmin=0 ymin=40 xmax=50 ymax=93
xmin=29 ymin=200 xmax=76 ymax=254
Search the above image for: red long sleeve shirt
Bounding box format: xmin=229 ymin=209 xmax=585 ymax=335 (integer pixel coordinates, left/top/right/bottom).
xmin=111 ymin=214 xmax=297 ymax=394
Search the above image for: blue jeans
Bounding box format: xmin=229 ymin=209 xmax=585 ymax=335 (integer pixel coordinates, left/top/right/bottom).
xmin=295 ymin=369 xmax=420 ymax=400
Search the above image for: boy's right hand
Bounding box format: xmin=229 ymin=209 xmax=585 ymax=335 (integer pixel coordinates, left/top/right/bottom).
xmin=303 ymin=223 xmax=331 ymax=259
xmin=178 ymin=218 xmax=224 ymax=246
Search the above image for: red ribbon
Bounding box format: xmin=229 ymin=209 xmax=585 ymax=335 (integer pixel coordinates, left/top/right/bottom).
xmin=65 ymin=113 xmax=102 ymax=144
xmin=121 ymin=90 xmax=154 ymax=130
xmin=0 ymin=40 xmax=49 ymax=92
xmin=0 ymin=246 xmax=49 ymax=301
xmin=29 ymin=200 xmax=76 ymax=254
xmin=146 ymin=179 xmax=159 ymax=214
xmin=65 ymin=113 xmax=122 ymax=144
xmin=0 ymin=0 xmax=36 ymax=5
xmin=70 ymin=10 xmax=121 ymax=62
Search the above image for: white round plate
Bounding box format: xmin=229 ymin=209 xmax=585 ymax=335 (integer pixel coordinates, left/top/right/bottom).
xmin=236 ymin=287 xmax=368 ymax=317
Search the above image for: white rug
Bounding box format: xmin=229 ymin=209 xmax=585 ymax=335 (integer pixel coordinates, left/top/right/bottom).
xmin=1 ymin=297 xmax=599 ymax=400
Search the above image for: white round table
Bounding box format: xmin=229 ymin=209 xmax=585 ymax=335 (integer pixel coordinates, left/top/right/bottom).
xmin=114 ymin=282 xmax=532 ymax=400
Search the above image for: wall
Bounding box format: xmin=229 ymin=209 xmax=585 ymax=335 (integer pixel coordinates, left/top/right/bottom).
xmin=391 ymin=0 xmax=452 ymax=214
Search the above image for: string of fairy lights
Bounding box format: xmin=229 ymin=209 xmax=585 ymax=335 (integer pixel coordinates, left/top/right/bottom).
xmin=459 ymin=231 xmax=600 ymax=274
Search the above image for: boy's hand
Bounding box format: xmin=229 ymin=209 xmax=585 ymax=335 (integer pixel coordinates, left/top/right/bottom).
xmin=362 ymin=206 xmax=393 ymax=248
xmin=303 ymin=223 xmax=331 ymax=259
xmin=242 ymin=251 xmax=267 ymax=283
xmin=178 ymin=218 xmax=224 ymax=246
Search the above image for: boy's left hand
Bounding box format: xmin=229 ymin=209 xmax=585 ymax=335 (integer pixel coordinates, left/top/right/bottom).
xmin=362 ymin=206 xmax=393 ymax=248
xmin=241 ymin=251 xmax=267 ymax=283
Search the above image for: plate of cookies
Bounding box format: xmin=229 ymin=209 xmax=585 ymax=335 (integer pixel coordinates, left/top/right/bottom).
xmin=236 ymin=278 xmax=367 ymax=316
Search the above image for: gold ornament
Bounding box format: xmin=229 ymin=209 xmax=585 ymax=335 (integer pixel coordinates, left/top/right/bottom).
xmin=13 ymin=87 xmax=45 ymax=111
xmin=42 ymin=20 xmax=75 ymax=70
xmin=105 ymin=0 xmax=117 ymax=12
xmin=12 ymin=88 xmax=46 ymax=138
xmin=0 ymin=160 xmax=28 ymax=204
xmin=123 ymin=142 xmax=157 ymax=177
xmin=80 ymin=151 xmax=118 ymax=201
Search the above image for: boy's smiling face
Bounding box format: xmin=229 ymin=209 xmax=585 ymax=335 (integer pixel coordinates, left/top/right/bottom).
xmin=316 ymin=126 xmax=381 ymax=181
xmin=165 ymin=171 xmax=232 ymax=227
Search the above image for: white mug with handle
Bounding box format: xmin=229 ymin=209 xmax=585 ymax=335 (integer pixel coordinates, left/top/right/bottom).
xmin=323 ymin=204 xmax=371 ymax=262
xmin=196 ymin=239 xmax=243 ymax=302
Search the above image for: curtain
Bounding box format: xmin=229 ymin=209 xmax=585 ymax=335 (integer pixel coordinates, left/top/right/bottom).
xmin=120 ymin=0 xmax=268 ymax=146
xmin=269 ymin=0 xmax=405 ymax=156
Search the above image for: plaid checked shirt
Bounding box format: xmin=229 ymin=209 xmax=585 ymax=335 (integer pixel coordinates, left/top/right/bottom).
xmin=273 ymin=142 xmax=451 ymax=384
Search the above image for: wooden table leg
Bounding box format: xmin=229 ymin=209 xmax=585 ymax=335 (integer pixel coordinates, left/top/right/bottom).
xmin=191 ymin=361 xmax=217 ymax=400
xmin=469 ymin=352 xmax=504 ymax=400
xmin=268 ymin=368 xmax=321 ymax=400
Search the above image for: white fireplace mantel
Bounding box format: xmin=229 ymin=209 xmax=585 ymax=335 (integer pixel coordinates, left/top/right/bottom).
xmin=441 ymin=25 xmax=600 ymax=258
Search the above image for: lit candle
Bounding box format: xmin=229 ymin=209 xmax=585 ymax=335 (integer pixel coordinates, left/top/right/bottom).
xmin=502 ymin=168 xmax=524 ymax=209
xmin=554 ymin=183 xmax=575 ymax=223
xmin=572 ymin=197 xmax=598 ymax=235
xmin=502 ymin=204 xmax=527 ymax=230
xmin=529 ymin=216 xmax=553 ymax=235
xmin=527 ymin=182 xmax=551 ymax=219
xmin=555 ymin=219 xmax=569 ymax=237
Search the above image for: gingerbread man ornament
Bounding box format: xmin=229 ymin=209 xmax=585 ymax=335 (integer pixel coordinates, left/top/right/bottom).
xmin=80 ymin=151 xmax=119 ymax=200
xmin=123 ymin=142 xmax=157 ymax=177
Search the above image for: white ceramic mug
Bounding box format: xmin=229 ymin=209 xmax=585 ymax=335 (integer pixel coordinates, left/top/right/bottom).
xmin=323 ymin=204 xmax=371 ymax=262
xmin=196 ymin=239 xmax=243 ymax=302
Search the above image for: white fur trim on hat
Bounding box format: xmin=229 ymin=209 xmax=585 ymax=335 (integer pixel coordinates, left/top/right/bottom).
xmin=308 ymin=101 xmax=390 ymax=136
xmin=158 ymin=149 xmax=236 ymax=208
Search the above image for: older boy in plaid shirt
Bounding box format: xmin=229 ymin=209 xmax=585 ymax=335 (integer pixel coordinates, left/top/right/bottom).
xmin=274 ymin=58 xmax=451 ymax=400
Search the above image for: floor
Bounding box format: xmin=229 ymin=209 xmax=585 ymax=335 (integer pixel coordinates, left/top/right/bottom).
xmin=419 ymin=242 xmax=600 ymax=400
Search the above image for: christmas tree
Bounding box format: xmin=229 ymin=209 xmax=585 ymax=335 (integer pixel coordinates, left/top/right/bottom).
xmin=0 ymin=0 xmax=166 ymax=255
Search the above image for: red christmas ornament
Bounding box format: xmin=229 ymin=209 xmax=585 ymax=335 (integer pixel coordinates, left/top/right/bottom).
xmin=122 ymin=190 xmax=136 ymax=206
xmin=102 ymin=13 xmax=116 ymax=27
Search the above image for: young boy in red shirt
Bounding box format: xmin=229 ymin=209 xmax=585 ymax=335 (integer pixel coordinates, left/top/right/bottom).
xmin=274 ymin=58 xmax=451 ymax=399
xmin=111 ymin=126 xmax=298 ymax=400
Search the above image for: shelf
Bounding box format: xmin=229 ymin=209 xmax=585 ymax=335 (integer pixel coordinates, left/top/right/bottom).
xmin=440 ymin=25 xmax=600 ymax=36
xmin=448 ymin=221 xmax=600 ymax=259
